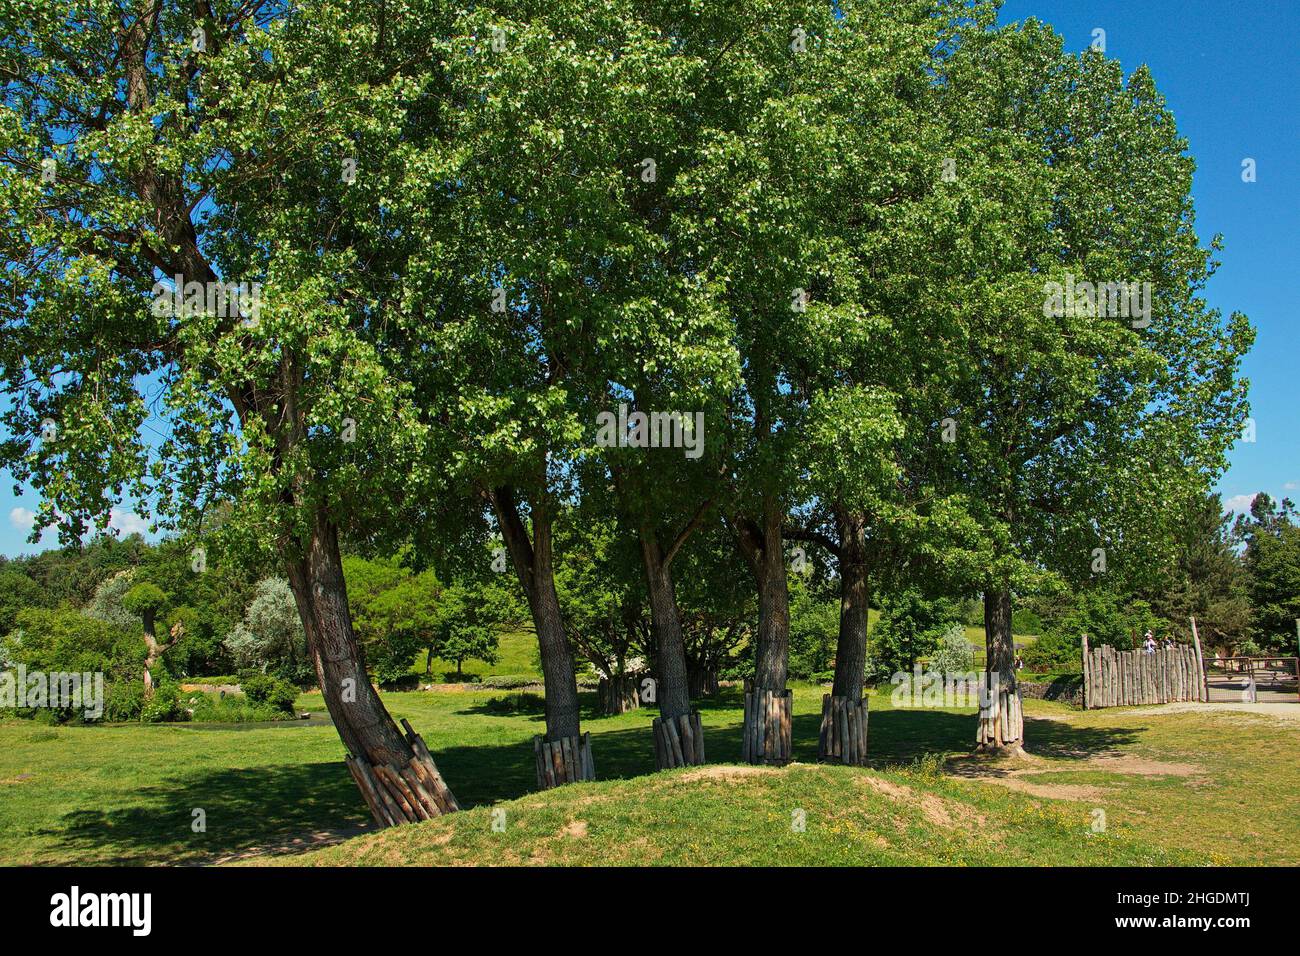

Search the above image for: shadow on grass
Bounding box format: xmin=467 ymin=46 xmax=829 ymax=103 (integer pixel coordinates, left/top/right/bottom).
xmin=45 ymin=692 xmax=1144 ymax=864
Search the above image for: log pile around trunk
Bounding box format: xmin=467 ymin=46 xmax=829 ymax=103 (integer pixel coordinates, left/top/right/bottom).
xmin=818 ymin=694 xmax=868 ymax=765
xmin=742 ymin=685 xmax=793 ymax=765
xmin=344 ymin=718 xmax=460 ymax=827
xmin=534 ymin=732 xmax=596 ymax=789
xmin=1082 ymin=635 xmax=1207 ymax=707
xmin=653 ymin=711 xmax=706 ymax=769
xmin=976 ymin=672 xmax=1023 ymax=751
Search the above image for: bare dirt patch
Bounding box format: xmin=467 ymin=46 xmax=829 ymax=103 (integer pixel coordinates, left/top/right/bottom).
xmin=854 ymin=774 xmax=969 ymax=828
xmin=944 ymin=749 xmax=1204 ymax=802
xmin=559 ymin=820 xmax=588 ymax=839
xmin=677 ymin=765 xmax=776 ymax=784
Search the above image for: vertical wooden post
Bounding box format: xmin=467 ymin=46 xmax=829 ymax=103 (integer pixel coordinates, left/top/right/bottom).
xmin=1190 ymin=616 xmax=1207 ymax=703
xmin=1081 ymin=634 xmax=1091 ymax=709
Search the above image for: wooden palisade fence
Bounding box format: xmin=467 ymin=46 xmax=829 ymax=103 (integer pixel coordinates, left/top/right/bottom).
xmin=818 ymin=694 xmax=869 ymax=765
xmin=345 ymin=718 xmax=460 ymax=827
xmin=1081 ymin=630 xmax=1208 ymax=709
xmin=742 ymin=685 xmax=793 ymax=764
xmin=534 ymin=732 xmax=596 ymax=789
xmin=652 ymin=711 xmax=707 ymax=769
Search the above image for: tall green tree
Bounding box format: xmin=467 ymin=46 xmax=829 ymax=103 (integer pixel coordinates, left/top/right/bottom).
xmin=1236 ymin=494 xmax=1300 ymax=653
xmin=1 ymin=0 xmax=462 ymax=821
xmin=934 ymin=21 xmax=1253 ymax=750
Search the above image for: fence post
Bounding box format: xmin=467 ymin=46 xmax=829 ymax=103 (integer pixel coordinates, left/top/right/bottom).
xmin=1081 ymin=633 xmax=1091 ymax=709
xmin=1190 ymin=616 xmax=1208 ymax=703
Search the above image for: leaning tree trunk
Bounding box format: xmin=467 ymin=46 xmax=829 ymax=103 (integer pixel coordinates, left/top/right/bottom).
xmin=976 ymin=586 xmax=1024 ymax=754
xmin=491 ymin=486 xmax=594 ymax=788
xmin=821 ymin=508 xmax=870 ymax=764
xmin=286 ymin=510 xmax=459 ymax=827
xmin=640 ymin=527 xmax=706 ymax=769
xmin=739 ymin=502 xmax=793 ymax=765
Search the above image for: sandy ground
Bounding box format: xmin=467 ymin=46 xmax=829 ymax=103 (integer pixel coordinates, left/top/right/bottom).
xmin=1125 ymin=701 xmax=1300 ymax=721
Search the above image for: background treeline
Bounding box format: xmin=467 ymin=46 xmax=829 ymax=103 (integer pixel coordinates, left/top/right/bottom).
xmin=4 ymin=485 xmax=1293 ymax=722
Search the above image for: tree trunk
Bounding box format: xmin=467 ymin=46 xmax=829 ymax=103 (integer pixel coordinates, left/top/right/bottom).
xmin=286 ymin=509 xmax=459 ymax=825
xmin=830 ymin=508 xmax=869 ymax=701
xmin=976 ymin=586 xmax=1024 ymax=753
xmin=597 ymin=673 xmax=640 ymax=715
xmin=639 ymin=525 xmax=705 ymax=768
xmin=751 ymin=505 xmax=790 ymax=692
xmin=489 ymin=485 xmax=593 ymax=786
xmin=736 ymin=500 xmax=792 ymax=763
xmin=141 ymin=607 xmax=160 ymax=693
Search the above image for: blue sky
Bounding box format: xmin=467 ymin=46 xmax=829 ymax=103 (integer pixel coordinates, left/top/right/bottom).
xmin=2 ymin=0 xmax=1296 ymax=557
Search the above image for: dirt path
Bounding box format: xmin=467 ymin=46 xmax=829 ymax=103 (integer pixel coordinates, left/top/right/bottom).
xmin=1125 ymin=701 xmax=1300 ymax=722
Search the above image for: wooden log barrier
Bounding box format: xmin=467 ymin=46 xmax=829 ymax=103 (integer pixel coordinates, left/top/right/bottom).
xmin=741 ymin=686 xmax=793 ymax=765
xmin=1080 ymin=639 xmax=1210 ymax=709
xmin=343 ymin=719 xmax=461 ymax=828
xmin=653 ymin=711 xmax=707 ymax=770
xmin=817 ymin=694 xmax=869 ymax=765
xmin=533 ymin=731 xmax=596 ymax=789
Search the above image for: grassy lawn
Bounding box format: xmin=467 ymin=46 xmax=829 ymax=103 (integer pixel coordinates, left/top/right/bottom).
xmin=2 ymin=683 xmax=1293 ymax=865
xmin=413 ymin=628 xmax=541 ymax=682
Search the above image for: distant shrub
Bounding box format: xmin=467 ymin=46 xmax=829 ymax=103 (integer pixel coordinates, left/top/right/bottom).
xmin=482 ymin=692 xmax=546 ymax=715
xmin=186 ymin=691 xmax=292 ymax=722
xmin=103 ymin=681 xmax=146 ymax=722
xmin=239 ymin=673 xmax=298 ymax=714
xmin=480 ymin=675 xmax=541 ymax=689
xmin=140 ymin=682 xmax=186 ymax=723
xmin=928 ymin=624 xmax=975 ymax=674
xmin=1021 ymin=630 xmax=1081 ymax=672
xmin=1012 ymin=608 xmax=1043 ymax=634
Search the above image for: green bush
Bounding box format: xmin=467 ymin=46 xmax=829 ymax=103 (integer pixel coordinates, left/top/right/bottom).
xmin=140 ymin=682 xmax=186 ymax=723
xmin=185 ymin=691 xmax=293 ymax=722
xmin=928 ymin=624 xmax=975 ymax=674
xmin=239 ymin=673 xmax=298 ymax=714
xmin=1021 ymin=630 xmax=1080 ymax=672
xmin=482 ymin=691 xmax=546 ymax=715
xmin=103 ymin=681 xmax=145 ymax=722
xmin=868 ymin=589 xmax=963 ymax=679
xmin=1011 ymin=608 xmax=1043 ymax=634
xmin=480 ymin=675 xmax=542 ymax=689
xmin=787 ymin=583 xmax=839 ymax=680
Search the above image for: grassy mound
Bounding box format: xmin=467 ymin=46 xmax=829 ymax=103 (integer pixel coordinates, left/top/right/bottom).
xmin=282 ymin=761 xmax=1206 ymax=867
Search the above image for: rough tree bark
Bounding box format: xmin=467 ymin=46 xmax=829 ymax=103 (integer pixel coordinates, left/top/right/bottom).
xmin=639 ymin=509 xmax=710 ymax=769
xmin=808 ymin=507 xmax=872 ymax=765
xmin=284 ymin=509 xmax=459 ymax=826
xmin=140 ymin=608 xmax=177 ymax=694
xmin=734 ymin=499 xmax=793 ymax=764
xmin=831 ymin=509 xmax=869 ymax=701
xmin=977 ymin=586 xmax=1024 ymax=753
xmin=489 ymin=485 xmax=593 ymax=786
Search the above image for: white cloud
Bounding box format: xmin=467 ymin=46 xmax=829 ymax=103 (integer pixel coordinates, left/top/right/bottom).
xmin=108 ymin=509 xmax=151 ymax=537
xmin=1223 ymin=493 xmax=1259 ymax=514
xmin=8 ymin=506 xmax=36 ymax=531
xmin=1284 ymin=482 xmax=1298 ymax=491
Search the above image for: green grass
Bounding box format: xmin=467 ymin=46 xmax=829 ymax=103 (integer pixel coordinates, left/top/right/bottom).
xmin=2 ymin=681 xmax=1295 ymax=866
xmin=412 ymin=628 xmax=541 ymax=682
